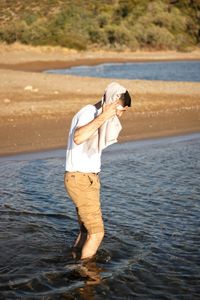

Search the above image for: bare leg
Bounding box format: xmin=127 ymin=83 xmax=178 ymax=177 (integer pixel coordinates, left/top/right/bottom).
xmin=72 ymin=216 xmax=88 ymax=259
xmin=72 ymin=231 xmax=87 ymax=259
xmin=73 ymin=231 xmax=87 ymax=248
xmin=81 ymin=232 xmax=104 ymax=260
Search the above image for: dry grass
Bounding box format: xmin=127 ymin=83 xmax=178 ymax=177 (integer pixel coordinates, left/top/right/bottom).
xmin=0 ymin=42 xmax=200 ymax=64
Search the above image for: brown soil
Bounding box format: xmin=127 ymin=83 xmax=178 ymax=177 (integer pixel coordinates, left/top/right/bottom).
xmin=0 ymin=44 xmax=200 ymax=156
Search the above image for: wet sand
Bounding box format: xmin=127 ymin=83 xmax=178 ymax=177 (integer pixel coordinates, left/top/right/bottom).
xmin=0 ymin=44 xmax=200 ymax=156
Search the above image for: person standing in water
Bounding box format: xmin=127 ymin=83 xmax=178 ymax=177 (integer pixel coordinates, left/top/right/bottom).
xmin=64 ymin=82 xmax=132 ymax=260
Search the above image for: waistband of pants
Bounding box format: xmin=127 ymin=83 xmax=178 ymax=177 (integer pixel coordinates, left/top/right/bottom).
xmin=65 ymin=171 xmax=100 ymax=176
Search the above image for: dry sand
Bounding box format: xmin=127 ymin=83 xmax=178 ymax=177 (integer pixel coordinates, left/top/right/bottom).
xmin=0 ymin=44 xmax=200 ymax=156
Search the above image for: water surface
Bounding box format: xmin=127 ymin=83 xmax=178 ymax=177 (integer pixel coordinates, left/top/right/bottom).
xmin=0 ymin=134 xmax=200 ymax=299
xmin=46 ymin=60 xmax=200 ymax=82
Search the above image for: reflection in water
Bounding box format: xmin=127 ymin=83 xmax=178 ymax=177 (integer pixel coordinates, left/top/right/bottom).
xmin=77 ymin=260 xmax=103 ymax=284
xmin=0 ymin=134 xmax=200 ymax=299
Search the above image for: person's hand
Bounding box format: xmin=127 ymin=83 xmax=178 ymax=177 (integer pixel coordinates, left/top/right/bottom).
xmin=102 ymin=100 xmax=120 ymax=119
xmin=116 ymin=105 xmax=128 ymax=117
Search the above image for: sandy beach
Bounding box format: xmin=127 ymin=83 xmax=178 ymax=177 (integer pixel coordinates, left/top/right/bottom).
xmin=0 ymin=44 xmax=200 ymax=156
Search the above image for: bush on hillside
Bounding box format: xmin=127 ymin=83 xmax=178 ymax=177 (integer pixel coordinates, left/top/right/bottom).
xmin=133 ymin=24 xmax=175 ymax=49
xmin=130 ymin=1 xmax=194 ymax=50
xmin=0 ymin=21 xmax=28 ymax=44
xmin=0 ymin=0 xmax=199 ymax=50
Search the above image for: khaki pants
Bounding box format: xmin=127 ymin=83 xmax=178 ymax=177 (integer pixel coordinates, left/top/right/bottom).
xmin=64 ymin=172 xmax=104 ymax=234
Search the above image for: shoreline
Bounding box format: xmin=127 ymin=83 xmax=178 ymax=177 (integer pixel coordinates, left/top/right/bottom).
xmin=0 ymin=45 xmax=200 ymax=157
xmin=0 ymin=45 xmax=200 ymax=72
xmin=1 ymin=57 xmax=200 ymax=73
xmin=1 ymin=102 xmax=199 ymax=157
xmin=1 ymin=132 xmax=199 ymax=160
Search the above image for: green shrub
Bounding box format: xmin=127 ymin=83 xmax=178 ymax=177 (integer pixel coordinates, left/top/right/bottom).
xmin=59 ymin=31 xmax=88 ymax=50
xmin=130 ymin=1 xmax=193 ymax=50
xmin=23 ymin=13 xmax=38 ymax=25
xmin=0 ymin=25 xmax=16 ymax=44
xmin=0 ymin=0 xmax=199 ymax=50
xmin=97 ymin=13 xmax=111 ymax=28
xmin=167 ymin=7 xmax=188 ymax=34
xmin=104 ymin=25 xmax=118 ymax=45
xmin=133 ymin=24 xmax=176 ymax=49
xmin=19 ymin=19 xmax=52 ymax=45
xmin=88 ymin=27 xmax=107 ymax=45
xmin=175 ymin=33 xmax=196 ymax=51
xmin=0 ymin=21 xmax=28 ymax=44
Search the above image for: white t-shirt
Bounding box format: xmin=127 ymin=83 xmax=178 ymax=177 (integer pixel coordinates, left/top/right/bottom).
xmin=65 ymin=105 xmax=102 ymax=173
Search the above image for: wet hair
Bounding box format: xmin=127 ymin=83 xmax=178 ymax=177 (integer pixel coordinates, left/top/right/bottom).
xmin=119 ymin=90 xmax=132 ymax=107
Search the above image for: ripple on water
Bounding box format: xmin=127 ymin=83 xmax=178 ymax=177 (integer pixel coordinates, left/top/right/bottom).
xmin=0 ymin=134 xmax=200 ymax=299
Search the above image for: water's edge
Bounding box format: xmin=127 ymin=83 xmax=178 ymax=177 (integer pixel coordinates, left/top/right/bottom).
xmin=1 ymin=132 xmax=199 ymax=162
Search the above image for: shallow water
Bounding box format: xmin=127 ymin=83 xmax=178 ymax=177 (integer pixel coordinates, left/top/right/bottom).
xmin=46 ymin=60 xmax=200 ymax=82
xmin=0 ymin=134 xmax=200 ymax=299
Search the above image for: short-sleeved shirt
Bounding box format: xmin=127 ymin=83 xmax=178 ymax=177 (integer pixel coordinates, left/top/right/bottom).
xmin=65 ymin=105 xmax=101 ymax=173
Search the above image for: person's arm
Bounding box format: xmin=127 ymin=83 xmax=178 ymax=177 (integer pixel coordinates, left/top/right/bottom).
xmin=74 ymin=100 xmax=119 ymax=145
